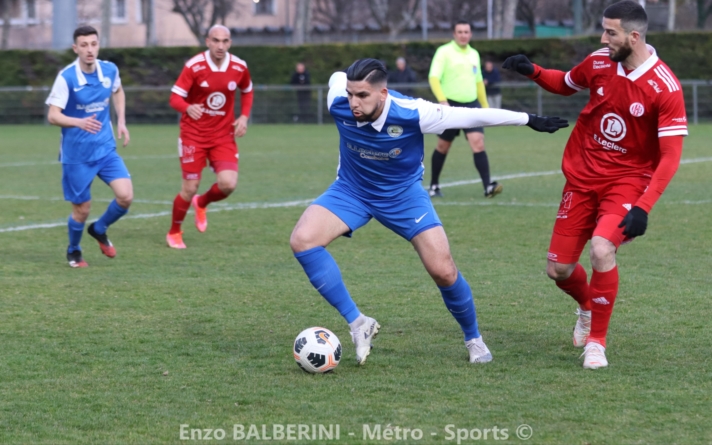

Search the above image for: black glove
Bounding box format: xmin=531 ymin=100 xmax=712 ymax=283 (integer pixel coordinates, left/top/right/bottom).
xmin=526 ymin=114 xmax=569 ymax=133
xmin=502 ymin=55 xmax=535 ymax=76
xmin=618 ymin=206 xmax=648 ymax=237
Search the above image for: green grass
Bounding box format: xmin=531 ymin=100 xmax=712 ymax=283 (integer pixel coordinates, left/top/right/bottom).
xmin=1 ymin=123 xmax=711 ymax=444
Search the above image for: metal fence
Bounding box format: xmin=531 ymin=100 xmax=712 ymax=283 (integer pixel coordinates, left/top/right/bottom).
xmin=2 ymin=80 xmax=710 ymax=125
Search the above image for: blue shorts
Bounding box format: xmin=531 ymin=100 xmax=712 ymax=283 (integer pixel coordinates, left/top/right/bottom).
xmin=313 ymin=180 xmax=442 ymax=241
xmin=62 ymin=151 xmax=131 ymax=204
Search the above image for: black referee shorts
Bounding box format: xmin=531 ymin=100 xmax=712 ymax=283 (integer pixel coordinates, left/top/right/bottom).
xmin=437 ymin=99 xmax=484 ymax=142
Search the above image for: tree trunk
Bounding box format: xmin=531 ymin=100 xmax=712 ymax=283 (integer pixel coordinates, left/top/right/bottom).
xmin=494 ymin=0 xmax=503 ymax=38
xmin=668 ymin=0 xmax=675 ymax=31
xmin=145 ymin=0 xmax=157 ymax=46
xmin=1 ymin=0 xmax=11 ymax=50
xmin=294 ymin=0 xmax=311 ymax=45
xmin=501 ymin=0 xmax=517 ymax=39
xmin=698 ymin=0 xmax=712 ymax=29
xmin=101 ymin=0 xmax=112 ymax=47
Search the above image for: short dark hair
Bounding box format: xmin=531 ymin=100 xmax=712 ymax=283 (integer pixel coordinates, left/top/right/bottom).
xmin=603 ymin=0 xmax=648 ymax=35
xmin=453 ymin=20 xmax=472 ymax=31
xmin=346 ymin=58 xmax=388 ymax=85
xmin=73 ymin=26 xmax=99 ymax=42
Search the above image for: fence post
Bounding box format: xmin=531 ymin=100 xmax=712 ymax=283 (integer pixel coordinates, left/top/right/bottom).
xmin=317 ymin=87 xmax=324 ymax=125
xmin=692 ymin=83 xmax=698 ymax=125
xmin=537 ymin=86 xmax=543 ymax=116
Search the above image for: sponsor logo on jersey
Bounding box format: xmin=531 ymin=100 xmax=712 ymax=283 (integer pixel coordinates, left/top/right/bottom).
xmin=228 ymin=81 xmax=237 ymax=91
xmin=232 ymin=65 xmax=245 ymax=72
xmin=206 ymin=92 xmax=226 ymax=110
xmin=387 ymin=125 xmax=403 ymax=137
xmin=556 ymin=192 xmax=573 ymax=219
xmin=593 ymin=134 xmax=628 ymax=154
xmin=672 ymin=116 xmax=687 ymax=123
xmin=593 ymin=60 xmax=611 ymax=70
xmin=388 ymin=148 xmax=402 ymax=158
xmin=623 ymin=203 xmax=632 ymax=211
xmin=648 ymin=79 xmax=662 ymax=93
xmin=629 ymin=102 xmax=645 ymax=117
xmin=192 ymin=65 xmax=206 ymax=73
xmin=597 ymin=87 xmax=604 ymax=96
xmin=200 ymin=81 xmax=210 ymax=87
xmin=346 ymin=142 xmax=390 ymax=161
xmin=102 ymin=78 xmax=112 ymax=89
xmin=600 ymin=113 xmax=626 ymax=141
xmin=73 ymin=86 xmax=85 ymax=92
xmin=180 ymin=144 xmax=196 ymax=163
xmin=76 ymin=98 xmax=110 ymax=113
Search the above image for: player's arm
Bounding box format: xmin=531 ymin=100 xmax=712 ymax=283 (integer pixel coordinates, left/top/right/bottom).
xmin=502 ymin=55 xmax=579 ymax=96
xmin=417 ymin=99 xmax=568 ymax=134
xmin=170 ymin=65 xmax=203 ymax=120
xmin=45 ymin=73 xmax=101 ymax=133
xmin=234 ymin=66 xmax=254 ymax=138
xmin=111 ymin=75 xmax=130 ymax=147
xmin=476 ymin=81 xmax=489 ymax=108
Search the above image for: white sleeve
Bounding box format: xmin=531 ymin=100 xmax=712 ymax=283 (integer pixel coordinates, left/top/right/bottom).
xmin=45 ymin=74 xmax=69 ymax=109
xmin=327 ymin=71 xmax=347 ymax=110
xmin=112 ymin=67 xmax=122 ymax=93
xmin=417 ymin=99 xmax=529 ymax=134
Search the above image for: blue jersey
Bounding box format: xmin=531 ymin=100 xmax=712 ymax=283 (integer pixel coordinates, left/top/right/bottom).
xmin=46 ymin=59 xmax=122 ymax=164
xmin=326 ymin=72 xmax=528 ymax=199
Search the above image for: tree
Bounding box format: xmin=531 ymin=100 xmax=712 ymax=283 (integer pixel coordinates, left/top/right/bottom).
xmin=366 ymin=0 xmax=420 ymax=40
xmin=312 ymin=0 xmax=358 ymax=34
xmin=172 ymin=0 xmax=240 ymax=44
xmin=0 ymin=0 xmax=12 ymax=50
xmin=698 ymin=0 xmax=712 ymax=28
xmin=294 ymin=0 xmax=312 ymax=45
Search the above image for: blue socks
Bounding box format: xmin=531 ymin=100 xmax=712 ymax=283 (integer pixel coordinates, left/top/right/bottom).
xmin=67 ymin=216 xmax=84 ymax=253
xmin=93 ymin=199 xmax=128 ymax=235
xmin=439 ymin=272 xmax=480 ymax=341
xmin=294 ymin=247 xmax=360 ymax=323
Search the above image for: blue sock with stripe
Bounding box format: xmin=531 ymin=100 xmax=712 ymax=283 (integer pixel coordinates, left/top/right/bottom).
xmin=67 ymin=216 xmax=84 ymax=253
xmin=294 ymin=246 xmax=360 ymax=323
xmin=94 ymin=199 xmax=128 ymax=234
xmin=439 ymin=272 xmax=480 ymax=341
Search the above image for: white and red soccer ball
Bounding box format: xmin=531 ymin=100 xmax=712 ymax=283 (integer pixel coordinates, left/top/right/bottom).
xmin=293 ymin=327 xmax=342 ymax=373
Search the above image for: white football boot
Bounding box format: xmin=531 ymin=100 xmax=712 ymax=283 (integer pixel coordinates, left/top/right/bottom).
xmin=465 ymin=336 xmax=493 ymax=363
xmin=350 ymin=316 xmax=380 ymax=365
xmin=573 ymin=308 xmax=591 ymax=347
xmin=581 ymin=342 xmax=608 ymax=369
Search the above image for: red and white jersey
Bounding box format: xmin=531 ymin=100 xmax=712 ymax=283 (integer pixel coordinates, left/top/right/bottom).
xmin=171 ymin=51 xmax=253 ymax=145
xmin=562 ymin=45 xmax=687 ymax=187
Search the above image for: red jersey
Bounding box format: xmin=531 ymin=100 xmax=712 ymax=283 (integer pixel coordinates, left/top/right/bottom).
xmin=170 ymin=50 xmax=254 ymax=145
xmin=555 ymin=46 xmax=687 ymax=187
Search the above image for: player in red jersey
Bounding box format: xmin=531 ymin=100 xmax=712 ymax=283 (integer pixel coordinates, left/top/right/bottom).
xmin=503 ymin=1 xmax=687 ymax=369
xmin=166 ymin=25 xmax=254 ymax=248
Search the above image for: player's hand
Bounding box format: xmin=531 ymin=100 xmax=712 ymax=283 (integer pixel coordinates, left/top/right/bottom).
xmin=526 ymin=114 xmax=569 ymax=133
xmin=502 ymin=55 xmax=535 ymax=76
xmin=234 ymin=115 xmax=248 ymax=138
xmin=618 ymin=206 xmax=648 ymax=237
xmin=78 ymin=114 xmax=102 ymax=134
xmin=117 ymin=122 xmax=130 ymax=147
xmin=186 ymin=104 xmax=204 ymax=120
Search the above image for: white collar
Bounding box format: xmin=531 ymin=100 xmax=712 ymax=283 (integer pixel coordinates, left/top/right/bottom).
xmin=204 ymin=50 xmax=230 ymax=72
xmin=74 ymin=58 xmax=105 ymax=86
xmin=357 ymin=94 xmax=392 ymax=132
xmin=617 ymin=44 xmax=658 ymax=81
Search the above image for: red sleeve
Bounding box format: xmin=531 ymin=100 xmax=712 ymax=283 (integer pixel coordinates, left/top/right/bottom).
xmin=169 ymin=93 xmax=190 ymax=113
xmin=170 ymin=65 xmax=193 ymax=101
xmin=528 ymin=53 xmax=592 ymax=97
xmin=238 ymin=68 xmax=254 ymax=117
xmin=655 ymin=76 xmax=688 ymax=138
xmin=634 ymin=136 xmax=683 ymax=213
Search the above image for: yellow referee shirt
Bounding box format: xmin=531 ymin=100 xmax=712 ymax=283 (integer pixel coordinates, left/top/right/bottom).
xmin=429 ymin=40 xmax=487 ymax=106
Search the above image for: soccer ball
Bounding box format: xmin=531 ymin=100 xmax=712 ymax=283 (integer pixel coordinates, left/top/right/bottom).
xmin=293 ymin=327 xmax=342 ymax=373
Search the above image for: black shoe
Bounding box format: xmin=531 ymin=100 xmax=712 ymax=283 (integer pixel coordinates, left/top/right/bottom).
xmin=87 ymin=222 xmax=116 ymax=258
xmin=67 ymin=250 xmax=88 ymax=268
xmin=428 ymin=185 xmax=443 ymax=198
xmin=484 ymin=181 xmax=503 ymax=198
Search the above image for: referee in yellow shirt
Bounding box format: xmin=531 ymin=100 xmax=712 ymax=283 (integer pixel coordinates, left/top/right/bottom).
xmin=428 ymin=20 xmax=502 ymax=198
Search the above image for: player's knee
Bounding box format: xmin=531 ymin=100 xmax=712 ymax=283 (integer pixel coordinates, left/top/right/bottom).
xmin=116 ymin=192 xmax=133 ymax=208
xmin=217 ymin=180 xmax=236 ymax=195
xmin=589 ymin=239 xmax=616 ymax=271
xmin=546 ymin=261 xmax=573 ymax=281
xmin=289 ymin=228 xmax=311 ymax=253
xmin=430 ymin=264 xmax=458 ymax=287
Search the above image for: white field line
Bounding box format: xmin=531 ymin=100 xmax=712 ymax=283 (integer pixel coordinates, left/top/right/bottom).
xmin=1 ymin=156 xmax=710 ymax=233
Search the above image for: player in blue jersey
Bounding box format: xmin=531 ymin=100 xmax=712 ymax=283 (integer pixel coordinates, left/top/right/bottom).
xmin=46 ymin=26 xmax=132 ymax=268
xmin=290 ymin=59 xmax=568 ymax=365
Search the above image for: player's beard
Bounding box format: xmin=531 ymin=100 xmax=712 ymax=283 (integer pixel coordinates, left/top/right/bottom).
xmin=609 ymin=40 xmax=633 ymax=62
xmin=351 ymin=102 xmax=383 ymax=122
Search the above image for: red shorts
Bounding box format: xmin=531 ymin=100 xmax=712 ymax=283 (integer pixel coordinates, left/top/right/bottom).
xmin=178 ymin=137 xmax=239 ymax=180
xmin=547 ymin=179 xmax=648 ymax=264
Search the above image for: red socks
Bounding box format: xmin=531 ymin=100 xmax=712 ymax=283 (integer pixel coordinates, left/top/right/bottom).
xmin=555 ymin=263 xmax=591 ymax=311
xmin=588 ymin=266 xmax=619 ymax=347
xmin=170 ymin=194 xmax=191 ymax=234
xmin=197 ymin=183 xmax=228 ymax=208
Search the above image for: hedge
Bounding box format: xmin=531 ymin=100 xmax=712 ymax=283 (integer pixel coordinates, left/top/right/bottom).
xmin=1 ymin=31 xmax=710 ymax=87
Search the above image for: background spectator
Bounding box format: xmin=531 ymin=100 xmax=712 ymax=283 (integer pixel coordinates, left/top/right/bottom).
xmin=290 ymin=62 xmax=312 ymax=122
xmin=483 ymin=60 xmax=502 ymax=109
xmin=387 ymin=57 xmax=417 ymax=97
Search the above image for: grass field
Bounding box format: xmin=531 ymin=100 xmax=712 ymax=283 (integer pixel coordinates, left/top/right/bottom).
xmin=1 ymin=123 xmax=711 ymax=444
